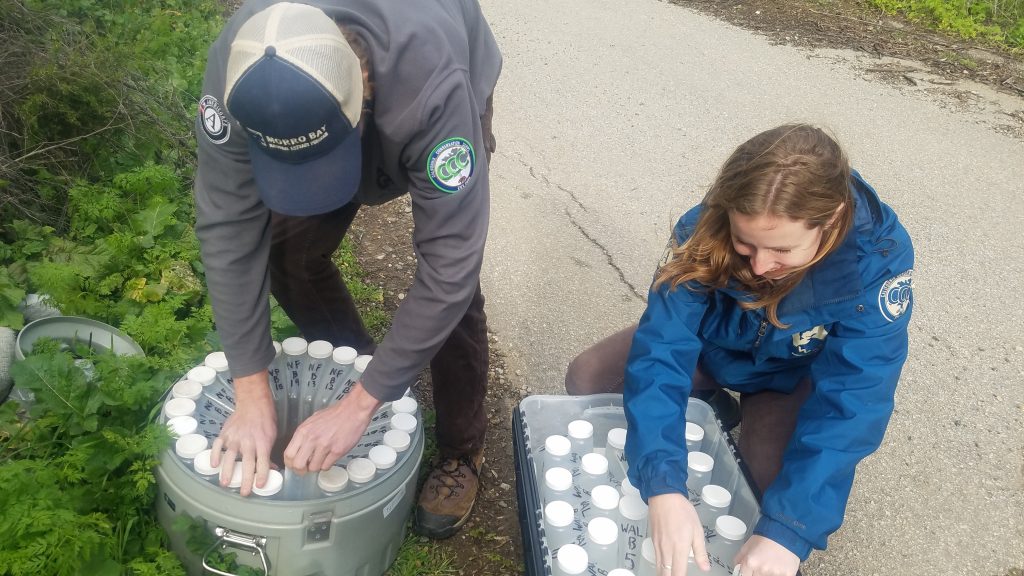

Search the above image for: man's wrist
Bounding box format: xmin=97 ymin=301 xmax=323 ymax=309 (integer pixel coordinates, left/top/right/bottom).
xmin=341 ymin=381 xmax=384 ymax=415
xmin=232 ymin=370 xmax=272 ymax=401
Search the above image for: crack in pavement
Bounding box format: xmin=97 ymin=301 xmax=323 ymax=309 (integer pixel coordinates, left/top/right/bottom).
xmin=507 ymin=151 xmax=645 ymax=300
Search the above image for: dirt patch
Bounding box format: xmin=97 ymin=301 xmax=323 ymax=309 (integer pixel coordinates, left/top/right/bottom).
xmin=349 ymin=197 xmax=527 ymax=575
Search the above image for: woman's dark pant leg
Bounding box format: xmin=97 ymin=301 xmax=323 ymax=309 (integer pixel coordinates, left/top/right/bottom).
xmin=268 ymin=203 xmax=376 ymax=353
xmin=738 ymin=378 xmax=814 ymax=495
xmin=430 ymin=284 xmax=489 ymax=458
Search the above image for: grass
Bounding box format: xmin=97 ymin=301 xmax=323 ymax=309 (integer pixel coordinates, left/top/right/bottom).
xmin=387 ymin=533 xmax=458 ymax=576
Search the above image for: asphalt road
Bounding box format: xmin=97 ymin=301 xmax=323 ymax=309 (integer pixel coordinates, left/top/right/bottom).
xmin=476 ymin=0 xmax=1024 ymax=574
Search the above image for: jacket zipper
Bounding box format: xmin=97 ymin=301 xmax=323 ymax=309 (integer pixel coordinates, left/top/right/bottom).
xmin=753 ymin=316 xmax=769 ymax=349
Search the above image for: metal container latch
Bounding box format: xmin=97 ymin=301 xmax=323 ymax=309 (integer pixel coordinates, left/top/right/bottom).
xmin=202 ymin=526 xmax=270 ymax=576
xmin=305 ymin=511 xmax=333 ymax=544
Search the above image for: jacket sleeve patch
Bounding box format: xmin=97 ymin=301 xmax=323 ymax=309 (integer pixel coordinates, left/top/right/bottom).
xmin=199 ymin=95 xmax=230 ymax=144
xmin=878 ymin=269 xmax=913 ymax=322
xmin=426 ymin=137 xmax=475 ymax=193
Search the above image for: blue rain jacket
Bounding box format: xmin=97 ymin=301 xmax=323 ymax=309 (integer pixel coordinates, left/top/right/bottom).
xmin=623 ymin=171 xmax=914 ymax=560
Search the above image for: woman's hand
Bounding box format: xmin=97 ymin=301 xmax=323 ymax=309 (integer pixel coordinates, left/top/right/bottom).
xmin=648 ymin=493 xmax=711 ymax=575
xmin=734 ymin=535 xmax=800 ymax=576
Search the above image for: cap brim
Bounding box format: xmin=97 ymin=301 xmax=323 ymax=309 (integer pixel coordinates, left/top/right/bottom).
xmin=249 ymin=125 xmax=362 ymax=217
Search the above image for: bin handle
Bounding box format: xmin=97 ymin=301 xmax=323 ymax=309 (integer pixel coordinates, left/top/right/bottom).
xmin=202 ymin=526 xmax=270 ymax=576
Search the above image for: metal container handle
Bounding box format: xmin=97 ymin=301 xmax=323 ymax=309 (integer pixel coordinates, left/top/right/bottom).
xmin=202 ymin=526 xmax=270 ymax=576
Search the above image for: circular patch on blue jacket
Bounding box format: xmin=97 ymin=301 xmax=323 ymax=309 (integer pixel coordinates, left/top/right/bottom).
xmin=427 ymin=137 xmax=475 ymax=193
xmin=878 ymin=269 xmax=913 ymax=322
xmin=199 ymin=95 xmax=230 ymax=144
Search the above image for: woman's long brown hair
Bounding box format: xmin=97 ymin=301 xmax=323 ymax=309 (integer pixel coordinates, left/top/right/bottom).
xmin=656 ymin=124 xmax=854 ymax=327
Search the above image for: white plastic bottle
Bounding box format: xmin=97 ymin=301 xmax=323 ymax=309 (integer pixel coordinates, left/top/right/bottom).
xmin=544 ymin=500 xmax=581 ymax=552
xmin=164 ymin=397 xmax=197 ymax=419
xmin=281 ymin=336 xmax=309 ymax=436
xmin=252 ymin=470 xmax=284 ymax=500
xmin=390 ymin=395 xmax=418 ymax=417
xmin=171 ymin=379 xmax=203 ymax=401
xmin=188 ymin=365 xmax=232 ymax=413
xmin=544 ymin=466 xmax=577 ymax=508
xmin=299 ymin=340 xmax=334 ymax=423
xmin=328 ymin=354 xmax=372 ymax=406
xmin=584 ymin=484 xmax=620 ymax=523
xmin=685 ymin=421 xmax=705 ymax=452
xmin=617 ymin=493 xmax=649 ymax=567
xmin=166 ymin=415 xmax=198 ymax=437
xmin=709 ymin=515 xmax=747 ymax=575
xmin=192 ymin=449 xmax=221 ymax=484
xmin=269 ymin=341 xmax=288 ymax=426
xmin=579 ymin=452 xmax=610 ymax=496
xmin=318 ymin=466 xmax=350 ymax=496
xmin=686 ymin=451 xmax=715 ymax=494
xmin=585 ymin=516 xmax=619 ymax=573
xmin=347 ymin=457 xmax=377 ymax=488
xmin=605 ymin=427 xmax=628 ymax=484
xmin=566 ymin=419 xmax=594 ymax=472
xmin=203 ymin=352 xmax=237 ymax=410
xmin=620 ymin=475 xmax=641 ymax=498
xmin=383 ymin=429 xmax=411 ymax=453
xmin=608 ymin=570 xmax=636 ymax=576
xmin=389 ymin=412 xmax=418 ymax=435
xmin=697 ymin=484 xmax=733 ymax=533
xmin=315 ymin=346 xmax=357 ymax=410
xmin=543 ymin=434 xmax=572 ymax=473
xmin=368 ymin=445 xmax=398 ymax=473
xmin=637 ymin=537 xmax=657 ymax=576
xmin=174 ymin=433 xmax=208 ymax=464
xmin=553 ymin=543 xmax=589 ymax=576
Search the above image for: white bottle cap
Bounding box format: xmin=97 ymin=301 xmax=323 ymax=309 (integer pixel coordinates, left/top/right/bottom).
xmin=642 ymin=537 xmax=655 ymax=562
xmin=318 ymin=466 xmax=350 ymax=493
xmin=282 ymin=337 xmax=308 ymax=356
xmin=204 ymin=351 xmax=229 ymax=372
xmin=581 ymin=452 xmax=608 ymax=475
xmin=175 ymin=433 xmax=208 ymax=459
xmin=609 ymin=570 xmax=636 ymax=576
xmin=252 ymin=469 xmax=284 ymax=497
xmin=587 ymin=516 xmax=618 ymax=545
xmin=307 ymin=340 xmax=334 ymax=359
xmin=556 ymin=544 xmax=588 ymax=575
xmin=715 ymin=515 xmax=748 ymax=541
xmin=544 ymin=500 xmax=575 ymax=528
xmin=166 ymin=416 xmax=198 ymax=437
xmin=164 ymin=397 xmax=196 ymax=419
xmin=618 ymin=493 xmax=649 ymax=521
xmin=590 ymin=484 xmax=620 ymax=511
xmin=544 ymin=467 xmax=573 ymax=492
xmin=193 ymin=449 xmax=220 ymax=476
xmin=567 ymin=419 xmax=593 ymax=440
xmin=353 ymin=354 xmax=373 ymax=372
xmin=390 ymin=413 xmax=417 ymax=434
xmin=228 ymin=465 xmax=244 ymax=489
xmin=544 ymin=434 xmax=571 ymax=457
xmin=331 ymin=346 xmax=357 ymax=364
xmin=347 ymin=457 xmax=376 ymax=484
xmin=273 ymin=341 xmax=282 ymax=358
xmin=688 ymin=451 xmax=714 ymax=473
xmin=368 ymin=445 xmax=398 ymax=470
xmin=685 ymin=421 xmax=705 ymax=442
xmin=606 ymin=427 xmax=627 ymax=450
xmin=383 ymin=429 xmax=411 ymax=452
xmin=620 ymin=476 xmax=640 ymax=497
xmin=701 ymin=484 xmax=732 ymax=509
xmin=186 ymin=365 xmax=217 ymax=386
xmin=391 ymin=396 xmax=418 ymax=415
xmin=171 ymin=379 xmax=203 ymax=401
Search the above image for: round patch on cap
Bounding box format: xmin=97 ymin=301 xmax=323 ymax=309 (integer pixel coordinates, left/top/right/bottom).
xmin=426 ymin=137 xmax=475 ymax=193
xmin=199 ymin=95 xmax=230 ymax=144
xmin=878 ymin=269 xmax=913 ymax=322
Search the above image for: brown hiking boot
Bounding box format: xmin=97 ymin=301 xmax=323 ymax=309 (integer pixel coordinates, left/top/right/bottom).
xmin=413 ymin=451 xmax=484 ymax=539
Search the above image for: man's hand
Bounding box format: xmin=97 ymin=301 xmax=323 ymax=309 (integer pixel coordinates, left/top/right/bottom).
xmin=648 ymin=492 xmax=712 ymax=575
xmin=210 ymin=370 xmax=277 ymax=497
xmin=734 ymin=535 xmax=800 ymax=576
xmin=284 ymin=381 xmax=382 ymax=474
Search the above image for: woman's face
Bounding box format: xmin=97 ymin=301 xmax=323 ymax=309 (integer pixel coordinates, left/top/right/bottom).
xmin=729 ymin=211 xmax=823 ymax=280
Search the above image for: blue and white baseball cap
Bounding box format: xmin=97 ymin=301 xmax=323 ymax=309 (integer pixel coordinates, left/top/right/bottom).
xmin=225 ymin=3 xmax=363 ymax=216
